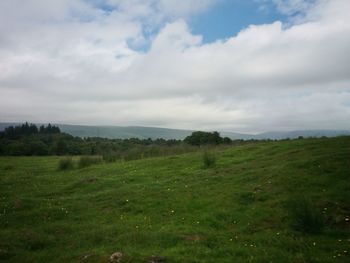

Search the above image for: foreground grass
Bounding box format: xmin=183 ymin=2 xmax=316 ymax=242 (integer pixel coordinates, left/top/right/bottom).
xmin=0 ymin=137 xmax=349 ymax=262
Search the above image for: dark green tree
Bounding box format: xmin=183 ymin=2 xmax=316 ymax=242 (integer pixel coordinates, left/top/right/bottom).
xmin=184 ymin=131 xmax=224 ymax=146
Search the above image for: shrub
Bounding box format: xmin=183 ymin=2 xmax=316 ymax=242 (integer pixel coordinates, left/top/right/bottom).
xmin=78 ymin=156 xmax=103 ymax=168
xmin=202 ymin=151 xmax=216 ymax=168
xmin=287 ymin=197 xmax=324 ymax=234
xmin=58 ymin=157 xmax=74 ymax=170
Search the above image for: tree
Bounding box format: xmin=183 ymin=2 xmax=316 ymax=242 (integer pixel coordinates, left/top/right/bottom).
xmin=55 ymin=138 xmax=67 ymax=155
xmin=184 ymin=131 xmax=225 ymax=146
xmin=223 ymin=137 xmax=232 ymax=144
xmin=28 ymin=140 xmax=49 ymax=155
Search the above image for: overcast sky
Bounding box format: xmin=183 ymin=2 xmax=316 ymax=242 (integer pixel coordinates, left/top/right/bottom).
xmin=0 ymin=0 xmax=349 ymax=133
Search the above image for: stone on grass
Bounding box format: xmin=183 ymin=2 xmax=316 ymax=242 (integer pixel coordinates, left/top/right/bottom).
xmin=110 ymin=252 xmax=123 ymax=262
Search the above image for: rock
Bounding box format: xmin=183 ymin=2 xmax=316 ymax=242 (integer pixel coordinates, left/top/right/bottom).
xmin=253 ymin=186 xmax=262 ymax=193
xmin=81 ymin=253 xmax=94 ymax=261
xmin=110 ymin=252 xmax=123 ymax=262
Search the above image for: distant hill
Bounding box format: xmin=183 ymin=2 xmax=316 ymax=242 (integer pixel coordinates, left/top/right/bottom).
xmin=0 ymin=123 xmax=249 ymax=140
xmin=255 ymin=130 xmax=350 ymax=140
xmin=0 ymin=123 xmax=193 ymax=140
xmin=0 ymin=122 xmax=349 ymax=140
xmin=57 ymin=124 xmax=193 ymax=140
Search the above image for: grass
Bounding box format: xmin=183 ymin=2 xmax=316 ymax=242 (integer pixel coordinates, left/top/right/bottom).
xmin=102 ymin=154 xmax=118 ymax=163
xmin=78 ymin=156 xmax=103 ymax=168
xmin=0 ymin=137 xmax=349 ymax=262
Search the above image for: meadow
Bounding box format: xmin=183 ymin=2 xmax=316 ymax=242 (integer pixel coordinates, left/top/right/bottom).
xmin=0 ymin=137 xmax=349 ymax=262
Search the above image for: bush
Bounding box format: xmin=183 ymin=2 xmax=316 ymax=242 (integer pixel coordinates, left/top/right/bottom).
xmin=78 ymin=156 xmax=103 ymax=168
xmin=202 ymin=151 xmax=216 ymax=168
xmin=28 ymin=140 xmax=49 ymax=155
xmin=58 ymin=158 xmax=74 ymax=170
xmin=287 ymin=197 xmax=324 ymax=234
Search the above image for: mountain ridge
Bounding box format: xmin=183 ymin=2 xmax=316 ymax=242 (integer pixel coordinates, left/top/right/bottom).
xmin=0 ymin=122 xmax=349 ymax=140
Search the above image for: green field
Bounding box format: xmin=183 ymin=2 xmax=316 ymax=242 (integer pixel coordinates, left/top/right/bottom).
xmin=0 ymin=137 xmax=349 ymax=262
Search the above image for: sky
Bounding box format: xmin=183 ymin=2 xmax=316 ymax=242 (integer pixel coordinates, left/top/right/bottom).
xmin=0 ymin=0 xmax=350 ymax=133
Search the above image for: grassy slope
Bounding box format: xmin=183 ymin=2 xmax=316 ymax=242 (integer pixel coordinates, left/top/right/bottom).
xmin=0 ymin=137 xmax=349 ymax=263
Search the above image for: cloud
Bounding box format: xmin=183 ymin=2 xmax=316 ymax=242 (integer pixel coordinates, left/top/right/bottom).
xmin=0 ymin=0 xmax=350 ymax=133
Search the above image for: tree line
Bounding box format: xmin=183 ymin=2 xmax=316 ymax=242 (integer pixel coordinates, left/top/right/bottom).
xmin=1 ymin=122 xmax=60 ymax=139
xmin=0 ymin=123 xmax=237 ymax=157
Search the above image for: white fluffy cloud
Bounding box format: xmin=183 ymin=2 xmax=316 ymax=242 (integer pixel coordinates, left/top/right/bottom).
xmin=0 ymin=0 xmax=350 ymax=133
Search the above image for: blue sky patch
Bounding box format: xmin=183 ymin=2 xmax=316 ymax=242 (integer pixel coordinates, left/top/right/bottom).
xmin=189 ymin=0 xmax=287 ymax=43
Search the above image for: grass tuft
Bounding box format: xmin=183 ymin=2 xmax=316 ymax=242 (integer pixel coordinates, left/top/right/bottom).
xmin=287 ymin=197 xmax=324 ymax=234
xmin=58 ymin=157 xmax=74 ymax=170
xmin=202 ymin=151 xmax=216 ymax=168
